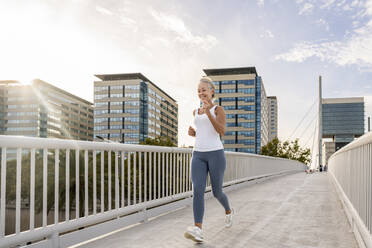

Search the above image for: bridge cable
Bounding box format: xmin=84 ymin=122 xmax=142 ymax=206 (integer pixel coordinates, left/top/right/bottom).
xmin=304 ymin=115 xmax=318 ymax=148
xmin=310 ymin=117 xmax=318 ymax=168
xmin=288 ymin=99 xmax=317 ymax=141
xmin=297 ymin=111 xmax=317 ymax=143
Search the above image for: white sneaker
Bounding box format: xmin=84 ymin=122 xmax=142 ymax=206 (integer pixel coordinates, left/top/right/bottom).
xmin=225 ymin=208 xmax=234 ymax=228
xmin=184 ymin=226 xmax=204 ymax=243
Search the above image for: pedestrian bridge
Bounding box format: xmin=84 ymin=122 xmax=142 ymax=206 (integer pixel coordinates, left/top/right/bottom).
xmin=76 ymin=172 xmax=357 ymax=248
xmin=0 ymin=132 xmax=371 ymax=248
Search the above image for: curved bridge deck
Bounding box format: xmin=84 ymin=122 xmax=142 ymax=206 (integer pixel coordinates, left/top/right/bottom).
xmin=76 ymin=172 xmax=357 ymax=248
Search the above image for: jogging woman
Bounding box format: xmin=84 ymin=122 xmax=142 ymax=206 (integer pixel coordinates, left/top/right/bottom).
xmin=184 ymin=76 xmax=233 ymax=243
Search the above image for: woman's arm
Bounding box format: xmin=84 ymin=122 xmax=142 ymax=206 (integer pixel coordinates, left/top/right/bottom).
xmin=206 ymin=106 xmax=226 ymax=136
xmin=188 ymin=109 xmax=196 ymax=137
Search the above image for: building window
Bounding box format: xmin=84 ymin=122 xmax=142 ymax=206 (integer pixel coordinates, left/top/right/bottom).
xmin=94 ymin=117 xmax=108 ymax=123
xmin=94 ymin=126 xmax=108 ymax=131
xmin=94 ymin=86 xmax=108 ymax=92
xmin=110 ymin=85 xmax=122 ymax=90
xmin=125 ymin=101 xmax=139 ymax=106
xmin=125 ymin=93 xmax=139 ymax=98
xmin=223 ymin=139 xmax=235 ymax=144
xmin=110 ymin=109 xmax=122 ymax=114
xmin=110 ymin=101 xmax=123 ymax=106
xmin=94 ymin=109 xmax=109 ymax=115
xmin=126 ymin=85 xmax=140 ymax=90
xmin=110 ymin=125 xmax=122 ymax=130
xmin=237 ymin=80 xmax=255 ymax=86
xmin=94 ymin=94 xmax=108 ymax=100
xmin=237 ymin=105 xmax=255 ymax=111
xmin=221 ymin=80 xmax=235 ymax=85
xmin=111 ymin=93 xmax=123 ymax=98
xmin=237 ymin=88 xmax=255 ymax=94
xmin=237 ymin=97 xmax=255 ymax=103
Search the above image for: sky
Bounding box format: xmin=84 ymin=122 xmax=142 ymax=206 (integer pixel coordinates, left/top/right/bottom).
xmin=1 ymin=0 xmax=372 ymax=155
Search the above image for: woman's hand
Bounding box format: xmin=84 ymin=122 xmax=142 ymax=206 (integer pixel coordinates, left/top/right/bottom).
xmin=201 ymin=99 xmax=214 ymax=114
xmin=188 ymin=126 xmax=196 ymax=137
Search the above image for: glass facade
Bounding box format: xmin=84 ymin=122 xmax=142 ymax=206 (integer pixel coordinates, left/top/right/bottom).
xmin=94 ymin=73 xmax=178 ymax=145
xmin=0 ymin=80 xmax=94 ymax=140
xmin=322 ymin=100 xmax=364 ymax=150
xmin=139 ymin=81 xmax=148 ymax=142
xmin=255 ymin=77 xmax=261 ymax=154
xmin=208 ymin=68 xmax=269 ymax=154
xmin=322 ymin=102 xmax=364 ymax=136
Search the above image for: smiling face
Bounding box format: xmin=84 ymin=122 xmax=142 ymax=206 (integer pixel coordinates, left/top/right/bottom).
xmin=198 ymin=82 xmax=214 ymax=102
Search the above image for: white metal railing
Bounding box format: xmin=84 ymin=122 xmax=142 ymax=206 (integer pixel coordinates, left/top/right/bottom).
xmin=328 ymin=131 xmax=372 ymax=248
xmin=0 ymin=135 xmax=305 ymax=248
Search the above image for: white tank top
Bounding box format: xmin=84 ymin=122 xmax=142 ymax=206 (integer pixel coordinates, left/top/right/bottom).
xmin=193 ymin=105 xmax=224 ymax=152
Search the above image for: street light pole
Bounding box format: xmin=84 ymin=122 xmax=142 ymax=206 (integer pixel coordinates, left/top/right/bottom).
xmin=318 ymin=75 xmax=323 ymax=170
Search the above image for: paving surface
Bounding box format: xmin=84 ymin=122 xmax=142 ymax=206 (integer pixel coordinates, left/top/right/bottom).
xmin=76 ymin=172 xmax=358 ymax=248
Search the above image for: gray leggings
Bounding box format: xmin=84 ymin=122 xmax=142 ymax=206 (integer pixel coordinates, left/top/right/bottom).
xmin=191 ymin=149 xmax=231 ymax=223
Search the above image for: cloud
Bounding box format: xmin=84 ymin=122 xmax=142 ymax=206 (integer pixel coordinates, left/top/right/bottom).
xmin=274 ymin=41 xmax=339 ymax=63
xmin=257 ymin=0 xmax=264 ymax=7
xmin=351 ymin=0 xmax=360 ymax=7
xmin=275 ymin=22 xmax=372 ymax=69
xmin=336 ymin=0 xmax=347 ymax=7
xmin=366 ymin=0 xmax=372 ymax=15
xmin=320 ymin=0 xmax=336 ymax=9
xmin=275 ymin=0 xmax=372 ymax=70
xmin=95 ymin=4 xmax=139 ymax=32
xmin=343 ymin=4 xmax=352 ymax=11
xmin=95 ymin=5 xmax=113 ymax=16
xmin=315 ymin=18 xmax=330 ymax=31
xmin=119 ymin=16 xmax=138 ymax=32
xmin=260 ymin=29 xmax=274 ymax=38
xmin=148 ymin=8 xmax=218 ymax=51
xmin=299 ymin=3 xmax=314 ymax=15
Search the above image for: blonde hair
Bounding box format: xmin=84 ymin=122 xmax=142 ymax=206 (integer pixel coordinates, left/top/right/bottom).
xmin=199 ymin=76 xmax=216 ymax=99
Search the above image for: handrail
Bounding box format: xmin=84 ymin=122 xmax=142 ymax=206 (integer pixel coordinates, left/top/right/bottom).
xmin=0 ymin=135 xmax=305 ymax=247
xmin=328 ymin=131 xmax=372 ymax=248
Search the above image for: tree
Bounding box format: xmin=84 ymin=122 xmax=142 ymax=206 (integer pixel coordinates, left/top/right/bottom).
xmin=260 ymin=137 xmax=311 ymax=165
xmin=140 ymin=135 xmax=176 ymax=147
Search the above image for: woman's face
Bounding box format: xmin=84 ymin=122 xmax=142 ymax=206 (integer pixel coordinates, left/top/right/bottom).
xmin=198 ymin=82 xmax=214 ymax=102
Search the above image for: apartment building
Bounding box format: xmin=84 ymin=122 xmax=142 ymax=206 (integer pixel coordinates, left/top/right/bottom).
xmin=267 ymin=96 xmax=278 ymax=142
xmin=93 ymin=73 xmax=178 ymax=145
xmin=203 ymin=67 xmax=269 ymax=154
xmin=321 ymin=97 xmax=364 ymax=164
xmin=0 ymin=79 xmax=94 ymax=140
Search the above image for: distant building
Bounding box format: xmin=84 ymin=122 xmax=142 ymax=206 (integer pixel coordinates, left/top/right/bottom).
xmin=203 ymin=67 xmax=269 ymax=154
xmin=94 ymin=73 xmax=178 ymax=145
xmin=322 ymin=97 xmax=364 ymax=164
xmin=0 ymin=81 xmax=8 ymax=134
xmin=0 ymin=79 xmax=93 ymax=140
xmin=322 ymin=141 xmax=335 ymax=166
xmin=267 ymin=96 xmax=278 ymax=142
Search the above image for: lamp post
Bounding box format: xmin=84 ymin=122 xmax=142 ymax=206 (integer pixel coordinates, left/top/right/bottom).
xmin=318 ymin=76 xmax=323 ymax=171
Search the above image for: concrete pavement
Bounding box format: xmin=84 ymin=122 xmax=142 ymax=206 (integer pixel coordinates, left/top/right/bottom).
xmin=76 ymin=172 xmax=358 ymax=248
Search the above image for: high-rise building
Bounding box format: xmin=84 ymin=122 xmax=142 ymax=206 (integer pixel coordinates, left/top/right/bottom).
xmin=93 ymin=73 xmax=178 ymax=145
xmin=203 ymin=67 xmax=269 ymax=154
xmin=267 ymin=96 xmax=278 ymax=142
xmin=0 ymin=79 xmax=94 ymax=140
xmin=0 ymin=81 xmax=8 ymax=134
xmin=322 ymin=97 xmax=364 ymax=156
